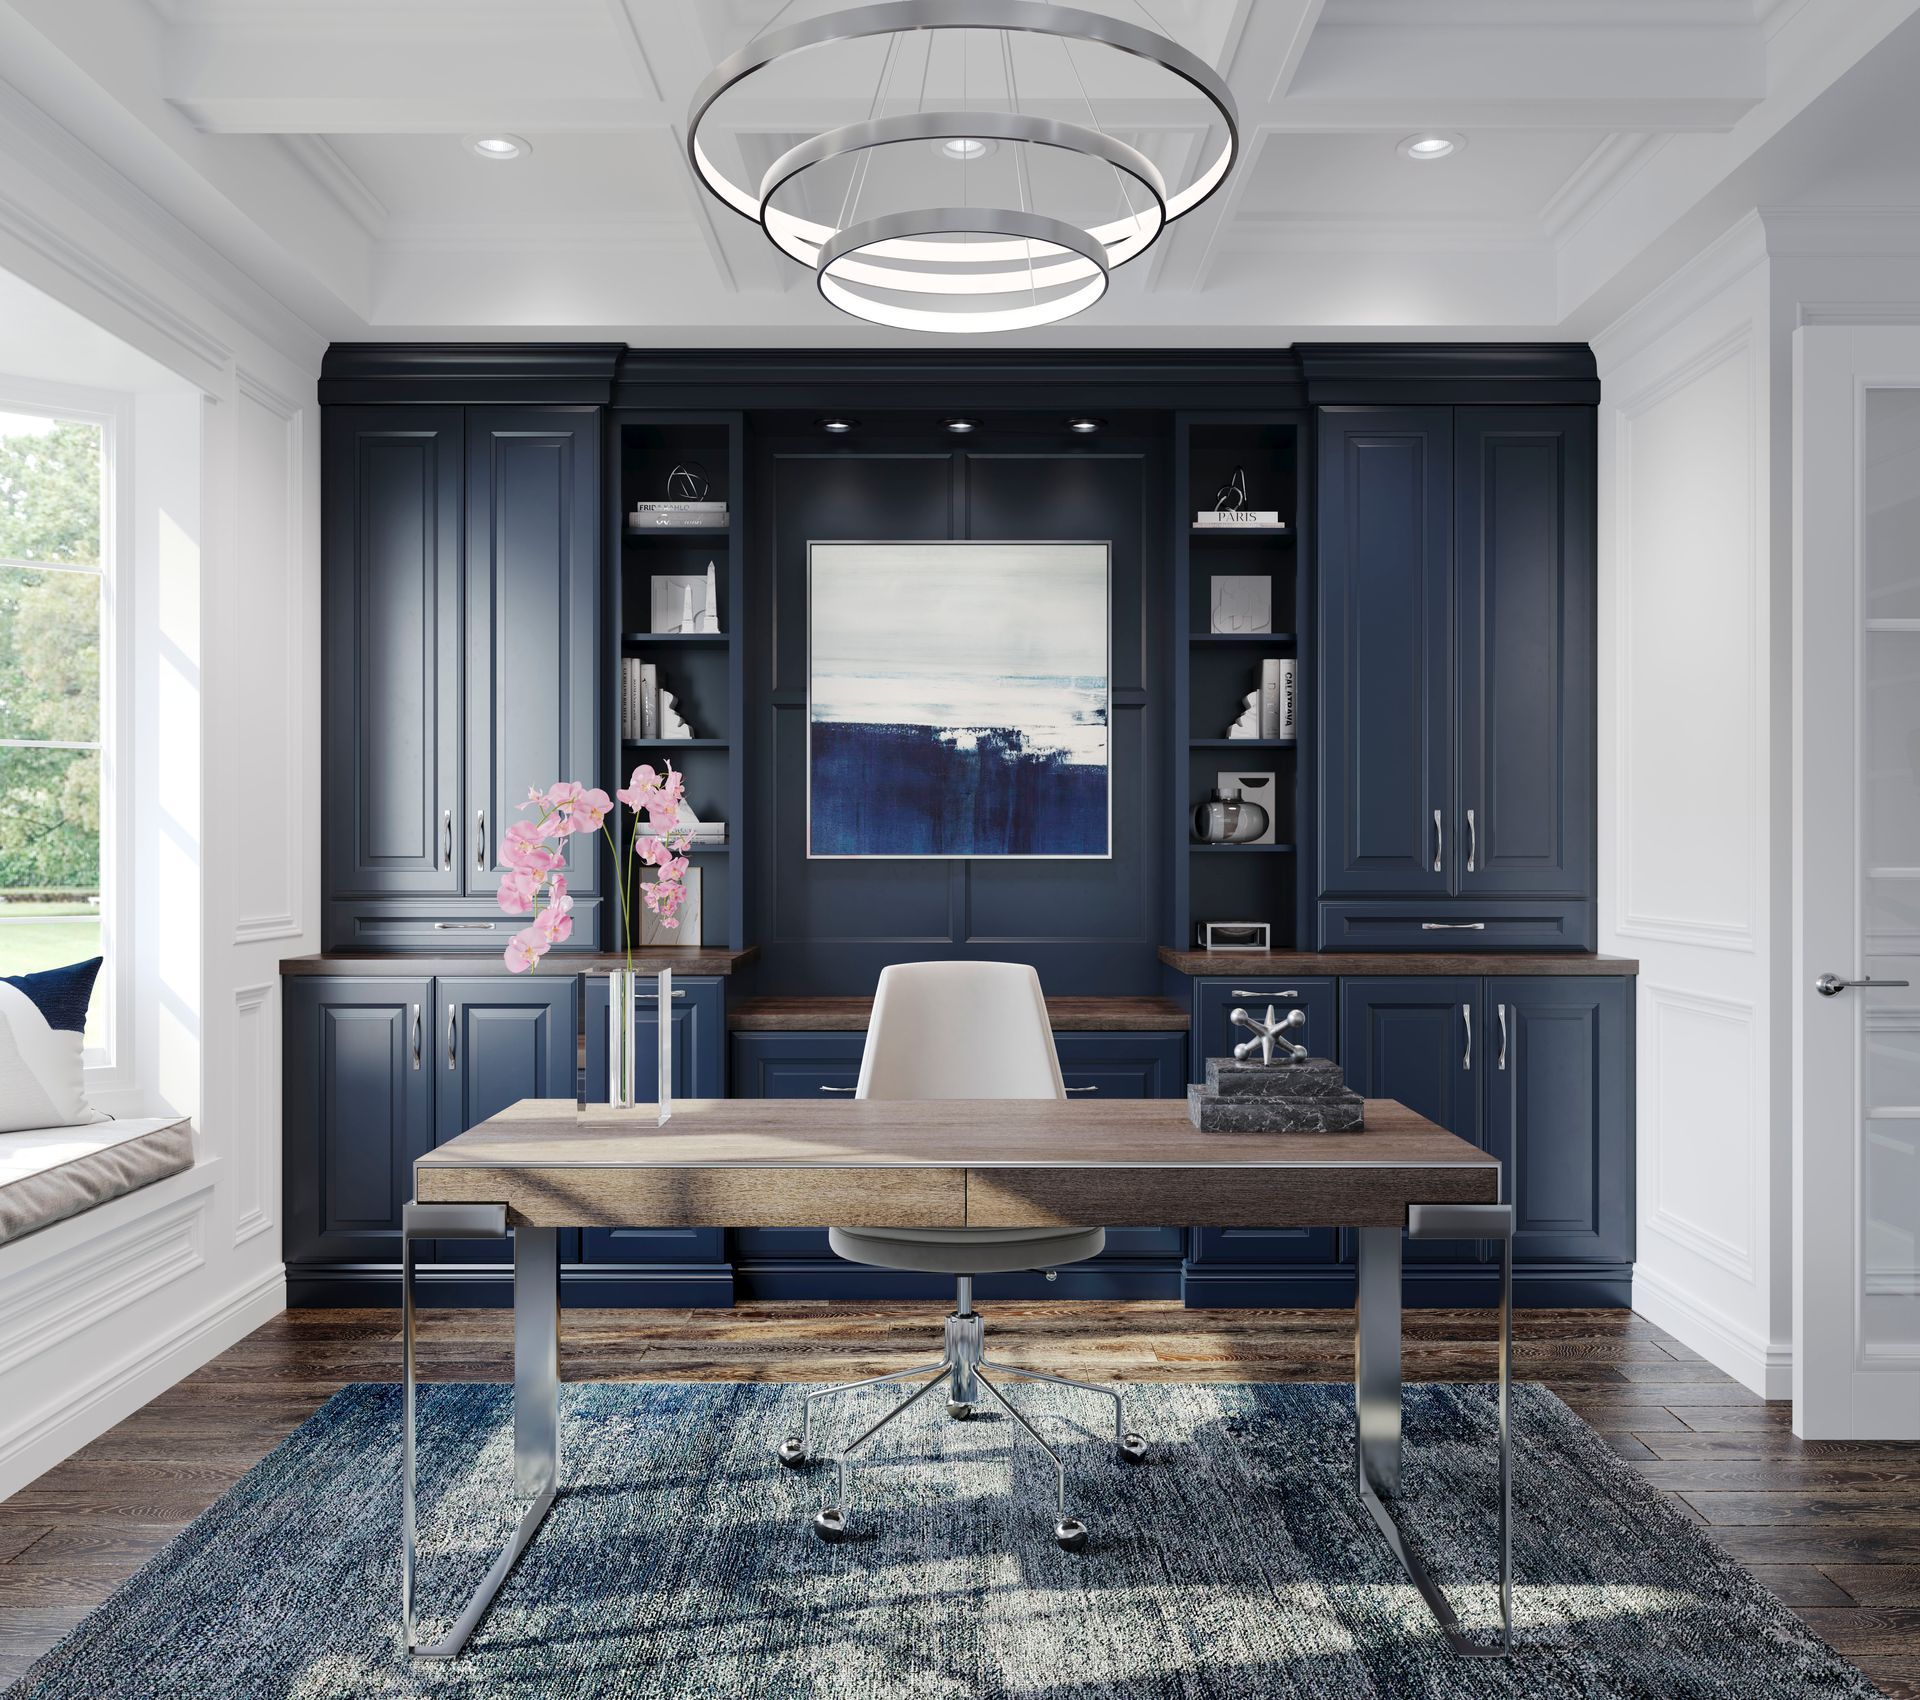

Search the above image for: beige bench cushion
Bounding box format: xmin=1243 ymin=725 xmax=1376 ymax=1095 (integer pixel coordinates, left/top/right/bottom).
xmin=0 ymin=1116 xmax=194 ymax=1246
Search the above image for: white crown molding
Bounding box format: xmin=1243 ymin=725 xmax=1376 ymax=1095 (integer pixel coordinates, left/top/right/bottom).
xmin=279 ymin=135 xmax=387 ymax=241
xmin=1591 ymin=209 xmax=1768 ymax=373
xmin=1541 ymin=133 xmax=1667 ymax=242
xmin=1759 ymin=206 xmax=1920 ymax=257
xmin=378 ymin=219 xmax=708 ymax=257
xmin=1223 ymin=212 xmax=1545 ymax=254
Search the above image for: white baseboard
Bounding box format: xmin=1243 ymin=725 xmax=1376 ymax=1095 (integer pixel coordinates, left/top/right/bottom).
xmin=0 ymin=1263 xmax=286 ymax=1501
xmin=1633 ymin=1264 xmax=1792 ymax=1399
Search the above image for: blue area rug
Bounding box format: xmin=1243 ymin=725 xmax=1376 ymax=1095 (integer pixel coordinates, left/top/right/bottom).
xmin=3 ymin=1381 xmax=1879 ymax=1699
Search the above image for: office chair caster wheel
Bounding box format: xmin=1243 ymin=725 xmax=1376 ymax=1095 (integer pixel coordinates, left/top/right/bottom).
xmin=777 ymin=1435 xmax=808 ymax=1468
xmin=1054 ymin=1518 xmax=1089 ymax=1553
xmin=1118 ymin=1432 xmax=1148 ymax=1464
xmin=947 ymin=1400 xmax=975 ymax=1420
xmin=813 ymin=1507 xmax=848 ymax=1542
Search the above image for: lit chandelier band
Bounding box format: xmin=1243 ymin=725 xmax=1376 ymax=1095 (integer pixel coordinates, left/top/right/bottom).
xmin=759 ymin=110 xmax=1168 ymax=294
xmin=687 ymin=0 xmax=1239 ymax=269
xmin=817 ymin=208 xmax=1110 ymax=332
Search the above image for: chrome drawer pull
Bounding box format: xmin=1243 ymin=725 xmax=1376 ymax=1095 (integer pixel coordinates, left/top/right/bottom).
xmin=817 ymin=1085 xmax=856 ymax=1093
xmin=410 ymin=1004 xmax=422 ymax=1070
xmin=1497 ymin=1002 xmax=1508 ymax=1072
xmin=1432 ymin=809 xmax=1443 ymax=874
xmin=1231 ymin=989 xmax=1299 ymax=999
xmin=433 ymin=921 xmax=496 ymax=931
xmin=1461 ymin=1002 xmax=1472 ymax=1071
xmin=1420 ymin=922 xmax=1485 ymax=931
xmin=441 ymin=809 xmax=452 ymax=871
xmin=1065 ymin=1085 xmax=1099 ymax=1094
xmin=446 ymin=1007 xmax=458 ymax=1071
xmin=475 ymin=808 xmax=488 ymax=872
xmin=1466 ymin=807 xmax=1477 ymax=874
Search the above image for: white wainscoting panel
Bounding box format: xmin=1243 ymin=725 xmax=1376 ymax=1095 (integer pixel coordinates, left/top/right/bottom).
xmin=230 ymin=980 xmax=276 ymax=1246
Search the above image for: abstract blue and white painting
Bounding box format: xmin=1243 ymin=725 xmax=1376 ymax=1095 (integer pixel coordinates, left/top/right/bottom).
xmin=808 ymin=542 xmax=1110 ymax=858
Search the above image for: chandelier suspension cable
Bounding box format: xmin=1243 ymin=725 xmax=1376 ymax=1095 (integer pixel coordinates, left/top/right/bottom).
xmin=1059 ymin=32 xmax=1147 ymax=243
xmin=836 ymin=29 xmax=905 ymax=236
xmin=999 ymin=29 xmax=1040 ymax=307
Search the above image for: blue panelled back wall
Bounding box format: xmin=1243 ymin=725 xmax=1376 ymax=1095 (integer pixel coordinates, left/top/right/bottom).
xmin=746 ymin=422 xmax=1167 ymax=995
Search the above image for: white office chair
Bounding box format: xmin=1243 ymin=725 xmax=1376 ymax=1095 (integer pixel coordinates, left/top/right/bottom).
xmin=776 ymin=961 xmax=1146 ymax=1552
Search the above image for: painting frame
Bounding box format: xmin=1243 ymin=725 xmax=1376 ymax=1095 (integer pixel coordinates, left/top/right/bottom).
xmin=805 ymin=540 xmax=1114 ymax=861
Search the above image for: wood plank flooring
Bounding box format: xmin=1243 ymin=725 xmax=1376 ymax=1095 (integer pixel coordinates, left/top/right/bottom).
xmin=1 ymin=1302 xmax=1915 ymax=1695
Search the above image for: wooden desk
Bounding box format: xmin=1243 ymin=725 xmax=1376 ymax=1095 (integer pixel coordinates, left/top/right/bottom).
xmin=403 ymin=1097 xmax=1513 ymax=1662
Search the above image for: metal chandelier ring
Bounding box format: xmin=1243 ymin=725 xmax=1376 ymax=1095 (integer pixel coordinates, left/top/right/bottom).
xmin=816 ymin=207 xmax=1110 ymax=332
xmin=689 ymin=0 xmax=1238 ymax=244
xmin=759 ymin=110 xmax=1167 ymax=294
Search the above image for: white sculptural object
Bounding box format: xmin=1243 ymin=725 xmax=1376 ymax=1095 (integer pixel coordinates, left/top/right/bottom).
xmin=1227 ymin=689 xmax=1262 ymax=739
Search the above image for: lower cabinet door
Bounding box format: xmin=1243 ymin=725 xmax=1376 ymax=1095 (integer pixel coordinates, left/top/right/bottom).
xmin=1486 ymin=976 xmax=1634 ymax=1266
xmin=284 ymin=976 xmax=433 ymax=1266
xmin=580 ymin=974 xmax=727 ymax=1265
xmin=1054 ymin=1031 xmax=1187 ymax=1099
xmin=434 ymin=976 xmax=580 ymax=1264
xmin=1339 ymin=976 xmax=1487 ymax=1264
xmin=1189 ymin=978 xmax=1338 ymax=1082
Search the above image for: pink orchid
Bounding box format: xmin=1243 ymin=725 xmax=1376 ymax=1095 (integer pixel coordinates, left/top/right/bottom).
xmin=616 ymin=764 xmax=658 ymax=811
xmin=542 ymin=781 xmax=585 ymax=833
xmin=503 ymin=927 xmax=548 ymax=973
xmin=497 ymin=868 xmax=539 ymax=914
xmin=571 ymin=787 xmax=612 ymax=832
xmin=533 ymin=905 xmax=573 ymax=946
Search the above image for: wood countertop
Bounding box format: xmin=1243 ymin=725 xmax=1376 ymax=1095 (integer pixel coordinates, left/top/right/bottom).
xmin=728 ymin=995 xmax=1190 ymax=1032
xmin=279 ymin=947 xmax=758 ymax=977
xmin=1158 ymin=947 xmax=1639 ymax=977
xmin=414 ymin=1097 xmax=1496 ymax=1230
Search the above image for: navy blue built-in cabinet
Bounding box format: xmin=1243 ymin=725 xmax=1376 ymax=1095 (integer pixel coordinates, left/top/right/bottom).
xmin=1317 ymin=407 xmax=1595 ymax=951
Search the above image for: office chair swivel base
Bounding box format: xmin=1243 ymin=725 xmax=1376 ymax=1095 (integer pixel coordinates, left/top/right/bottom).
xmin=778 ymin=1283 xmax=1143 ymax=1551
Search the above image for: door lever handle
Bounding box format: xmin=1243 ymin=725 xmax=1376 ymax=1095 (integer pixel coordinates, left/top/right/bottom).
xmin=1815 ymin=974 xmax=1911 ymax=996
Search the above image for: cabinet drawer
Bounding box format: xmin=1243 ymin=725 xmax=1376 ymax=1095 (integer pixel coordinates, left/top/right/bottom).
xmin=1190 ymin=978 xmax=1337 ymax=1081
xmin=1052 ymin=1032 xmax=1186 ymax=1099
xmin=1317 ymin=901 xmax=1592 ymax=954
xmin=731 ymin=1033 xmax=866 ymax=1098
xmin=324 ymin=899 xmax=604 ymax=954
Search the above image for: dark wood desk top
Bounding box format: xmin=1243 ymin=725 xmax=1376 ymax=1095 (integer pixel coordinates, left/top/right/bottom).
xmin=728 ymin=995 xmax=1190 ymax=1032
xmin=280 ymin=946 xmax=758 ymax=977
xmin=415 ymin=1097 xmax=1497 ymax=1230
xmin=1157 ymin=947 xmax=1638 ymax=977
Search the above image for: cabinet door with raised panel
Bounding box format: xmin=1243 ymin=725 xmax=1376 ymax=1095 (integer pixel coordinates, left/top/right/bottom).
xmin=323 ymin=409 xmax=463 ymax=897
xmin=433 ymin=976 xmax=580 ymax=1264
xmin=283 ymin=976 xmax=433 ymax=1266
xmin=1455 ymin=408 xmax=1595 ymax=900
xmin=465 ymin=409 xmax=600 ymax=903
xmin=1339 ymin=976 xmax=1486 ymax=1264
xmin=1486 ymin=977 xmax=1632 ymax=1265
xmin=1318 ymin=408 xmax=1454 ymax=897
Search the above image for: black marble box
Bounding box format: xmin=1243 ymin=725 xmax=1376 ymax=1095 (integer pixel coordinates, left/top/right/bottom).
xmin=1188 ymin=1056 xmax=1365 ymax=1133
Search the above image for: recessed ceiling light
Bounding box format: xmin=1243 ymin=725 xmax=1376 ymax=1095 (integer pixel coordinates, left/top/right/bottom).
xmin=1067 ymin=417 xmax=1104 ymax=434
xmin=936 ymin=137 xmax=997 ymax=161
xmin=1397 ymin=133 xmax=1463 ymax=161
xmin=817 ymin=416 xmax=858 ymax=434
xmin=467 ymin=134 xmax=530 ymax=161
xmin=943 ymin=417 xmax=979 ymax=434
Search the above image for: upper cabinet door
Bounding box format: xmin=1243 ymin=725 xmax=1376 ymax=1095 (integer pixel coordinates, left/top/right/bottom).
xmin=1455 ymin=409 xmax=1595 ymax=897
xmin=323 ymin=408 xmax=464 ymax=896
xmin=1318 ymin=409 xmax=1454 ymax=895
xmin=465 ymin=409 xmax=600 ymax=897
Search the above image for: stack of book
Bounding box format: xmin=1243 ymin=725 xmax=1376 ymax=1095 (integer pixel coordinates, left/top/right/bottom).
xmin=621 ymin=659 xmax=660 ymax=740
xmin=630 ymin=500 xmax=729 ymax=530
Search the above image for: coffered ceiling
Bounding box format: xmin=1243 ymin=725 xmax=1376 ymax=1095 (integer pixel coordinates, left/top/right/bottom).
xmin=2 ymin=0 xmax=1918 ymax=344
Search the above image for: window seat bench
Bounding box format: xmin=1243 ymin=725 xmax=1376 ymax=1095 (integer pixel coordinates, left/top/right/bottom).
xmin=0 ymin=1116 xmax=195 ymax=1246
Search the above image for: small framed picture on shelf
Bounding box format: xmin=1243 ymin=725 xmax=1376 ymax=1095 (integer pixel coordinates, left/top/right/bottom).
xmin=650 ymin=563 xmax=723 ymax=635
xmin=1210 ymin=575 xmax=1271 ymax=634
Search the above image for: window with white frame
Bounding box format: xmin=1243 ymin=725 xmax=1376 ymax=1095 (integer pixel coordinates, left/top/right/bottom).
xmin=0 ymin=399 xmax=116 ymax=1062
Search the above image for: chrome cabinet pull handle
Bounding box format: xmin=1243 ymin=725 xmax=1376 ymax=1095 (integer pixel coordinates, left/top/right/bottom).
xmin=1497 ymin=1002 xmax=1508 ymax=1072
xmin=1230 ymin=989 xmax=1299 ymax=999
xmin=1433 ymin=809 xmax=1443 ymax=874
xmin=1462 ymin=1002 xmax=1472 ymax=1071
xmin=441 ymin=809 xmax=452 ymax=870
xmin=1815 ymin=973 xmax=1912 ymax=996
xmin=432 ymin=921 xmax=495 ymax=932
xmin=1466 ymin=807 xmax=1477 ymax=874
xmin=1421 ymin=921 xmax=1486 ymax=932
xmin=1065 ymin=1085 xmax=1099 ymax=1094
xmin=410 ymin=1004 xmax=422 ymax=1070
xmin=817 ymin=1085 xmax=856 ymax=1093
xmin=475 ymin=808 xmax=487 ymax=872
xmin=446 ymin=1006 xmax=458 ymax=1071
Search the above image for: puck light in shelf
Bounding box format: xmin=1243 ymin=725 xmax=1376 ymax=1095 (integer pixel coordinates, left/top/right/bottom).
xmin=817 ymin=417 xmax=859 ymax=434
xmin=1067 ymin=417 xmax=1104 ymax=434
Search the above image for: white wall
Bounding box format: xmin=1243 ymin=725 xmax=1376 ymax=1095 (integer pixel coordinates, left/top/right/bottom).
xmin=1596 ymin=209 xmax=1920 ymax=1397
xmin=0 ymin=75 xmax=321 ymax=1497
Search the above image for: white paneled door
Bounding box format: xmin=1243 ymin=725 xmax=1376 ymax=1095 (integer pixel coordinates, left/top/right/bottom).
xmin=1795 ymin=325 xmax=1920 ymax=1440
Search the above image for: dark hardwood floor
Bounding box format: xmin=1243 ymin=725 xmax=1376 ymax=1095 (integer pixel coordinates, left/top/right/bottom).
xmin=2 ymin=1303 xmax=1916 ymax=1694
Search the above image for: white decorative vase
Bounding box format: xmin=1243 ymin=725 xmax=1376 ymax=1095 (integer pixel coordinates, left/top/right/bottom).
xmin=606 ymin=965 xmax=673 ymax=1124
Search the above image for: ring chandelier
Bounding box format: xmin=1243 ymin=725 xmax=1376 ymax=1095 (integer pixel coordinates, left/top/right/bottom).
xmin=687 ymin=1 xmax=1239 ymax=332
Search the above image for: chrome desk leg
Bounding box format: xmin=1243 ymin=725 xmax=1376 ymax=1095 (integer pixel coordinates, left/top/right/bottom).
xmin=1355 ymin=1204 xmax=1514 ymax=1659
xmin=401 ymin=1203 xmax=560 ymax=1661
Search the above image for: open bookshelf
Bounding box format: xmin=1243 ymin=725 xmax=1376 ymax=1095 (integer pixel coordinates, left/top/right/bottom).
xmin=609 ymin=411 xmax=746 ymax=950
xmin=1173 ymin=412 xmax=1311 ymax=952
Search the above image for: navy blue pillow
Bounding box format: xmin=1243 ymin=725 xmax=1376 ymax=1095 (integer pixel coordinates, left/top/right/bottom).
xmin=3 ymin=957 xmax=103 ymax=1034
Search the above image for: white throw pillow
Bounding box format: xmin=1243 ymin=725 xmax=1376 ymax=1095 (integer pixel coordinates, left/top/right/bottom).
xmin=0 ymin=959 xmax=107 ymax=1134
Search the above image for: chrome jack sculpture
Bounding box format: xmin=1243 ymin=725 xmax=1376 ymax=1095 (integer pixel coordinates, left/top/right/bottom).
xmin=1231 ymin=1003 xmax=1308 ymax=1066
xmin=776 ymin=1275 xmax=1146 ymax=1552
